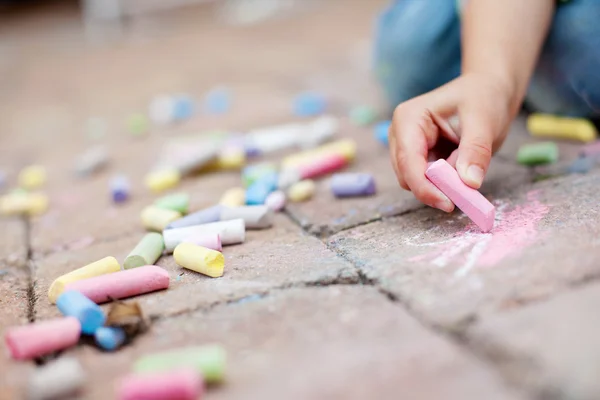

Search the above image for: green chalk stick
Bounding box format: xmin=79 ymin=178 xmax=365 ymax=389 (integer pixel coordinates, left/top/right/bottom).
xmin=133 ymin=345 xmax=226 ymax=383
xmin=127 ymin=113 xmax=149 ymax=136
xmin=124 ymin=233 xmax=165 ymax=270
xmin=517 ymin=142 xmax=559 ymax=166
xmin=349 ymin=105 xmax=378 ymax=127
xmin=154 ymin=193 xmax=190 ymax=214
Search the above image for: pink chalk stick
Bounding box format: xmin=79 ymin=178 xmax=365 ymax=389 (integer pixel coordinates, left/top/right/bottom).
xmin=5 ymin=317 xmax=81 ymax=360
xmin=425 ymin=159 xmax=495 ymax=232
xmin=298 ymin=154 xmax=347 ymax=179
xmin=65 ymin=265 xmax=169 ymax=304
xmin=182 ymin=233 xmax=222 ymax=252
xmin=117 ymin=369 xmax=203 ymax=400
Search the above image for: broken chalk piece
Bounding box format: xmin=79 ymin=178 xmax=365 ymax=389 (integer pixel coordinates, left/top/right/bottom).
xmin=567 ymin=157 xmax=595 ymax=174
xmin=297 ymin=115 xmax=339 ymax=149
xmin=330 ymin=173 xmax=376 ymax=198
xmin=5 ymin=317 xmax=81 ymax=360
xmin=95 ymin=326 xmax=126 ymax=351
xmin=18 ymin=165 xmax=46 ymax=189
xmin=75 ymin=145 xmax=109 ymax=177
xmin=127 ymin=113 xmax=149 ymax=136
xmin=204 ymin=87 xmax=231 ymax=114
xmin=27 ymin=357 xmax=86 ymax=400
xmin=145 ymin=168 xmax=181 ymax=193
xmin=349 ymin=105 xmax=378 ymax=126
xmin=294 ymin=92 xmax=327 ymax=117
xmin=124 ymin=233 xmax=165 ymax=270
xmin=154 ymin=193 xmax=189 ymax=214
xmin=265 ymin=190 xmax=286 ymax=212
xmin=287 ymin=180 xmax=316 ymax=202
xmin=282 ymin=139 xmax=356 ymax=169
xmin=246 ymin=172 xmax=278 ymax=205
xmin=48 ymin=256 xmax=121 ymax=304
xmin=163 ymin=219 xmax=245 ymax=252
xmin=149 ymin=95 xmax=175 ymax=125
xmin=517 ymin=142 xmax=559 ymax=166
xmin=166 ymin=205 xmax=222 ymax=230
xmin=110 ymin=175 xmax=130 ymax=204
xmin=527 ymin=113 xmax=597 ymax=143
xmin=425 ymin=159 xmax=495 ymax=233
xmin=220 ymin=205 xmax=272 ymax=229
xmin=133 ymin=344 xmax=226 ymax=383
xmin=242 ymin=163 xmax=277 ymax=187
xmin=56 ymin=291 xmax=106 ymax=334
xmin=183 ymin=233 xmax=222 ymax=252
xmin=374 ymin=120 xmax=391 ymax=146
xmin=141 ymin=206 xmax=181 ymax=232
xmin=172 ymin=95 xmax=195 ymax=121
xmin=0 ymin=192 xmax=48 ymax=216
xmin=118 ymin=369 xmax=203 ymax=400
xmin=219 ymin=187 xmax=246 ymax=207
xmin=65 ymin=265 xmax=169 ymax=303
xmin=174 ymin=243 xmax=225 ymax=278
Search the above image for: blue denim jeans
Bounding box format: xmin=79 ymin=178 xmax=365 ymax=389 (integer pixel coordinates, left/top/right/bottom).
xmin=374 ymin=0 xmax=600 ymax=118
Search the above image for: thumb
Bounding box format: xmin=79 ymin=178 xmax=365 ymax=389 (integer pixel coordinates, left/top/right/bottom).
xmin=455 ymin=108 xmax=495 ymax=189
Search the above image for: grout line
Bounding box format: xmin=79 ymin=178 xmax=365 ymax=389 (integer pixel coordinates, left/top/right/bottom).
xmin=23 ymin=216 xmax=36 ymax=324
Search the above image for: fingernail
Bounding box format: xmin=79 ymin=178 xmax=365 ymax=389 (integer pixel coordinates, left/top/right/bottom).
xmin=466 ymin=165 xmax=484 ymax=187
xmin=435 ymin=199 xmax=454 ymax=213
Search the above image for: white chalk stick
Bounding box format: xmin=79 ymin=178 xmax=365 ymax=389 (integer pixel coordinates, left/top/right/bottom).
xmin=163 ymin=219 xmax=245 ymax=252
xmin=28 ymin=357 xmax=86 ymax=400
xmin=220 ymin=206 xmax=272 ymax=229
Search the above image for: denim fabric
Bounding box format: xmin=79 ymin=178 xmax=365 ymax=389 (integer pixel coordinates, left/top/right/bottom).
xmin=374 ymin=0 xmax=600 ymax=118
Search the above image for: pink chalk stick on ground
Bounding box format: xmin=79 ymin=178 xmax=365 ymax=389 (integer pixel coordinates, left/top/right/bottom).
xmin=117 ymin=369 xmax=203 ymax=400
xmin=5 ymin=317 xmax=81 ymax=360
xmin=299 ymin=153 xmax=347 ymax=179
xmin=425 ymin=159 xmax=495 ymax=232
xmin=65 ymin=265 xmax=169 ymax=304
xmin=182 ymin=233 xmax=222 ymax=252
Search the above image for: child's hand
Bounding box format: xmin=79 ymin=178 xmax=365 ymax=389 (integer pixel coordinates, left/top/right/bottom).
xmin=389 ymin=73 xmax=513 ymax=212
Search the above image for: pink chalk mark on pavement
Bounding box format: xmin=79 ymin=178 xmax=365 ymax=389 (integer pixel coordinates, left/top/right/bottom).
xmin=407 ymin=190 xmax=549 ymax=276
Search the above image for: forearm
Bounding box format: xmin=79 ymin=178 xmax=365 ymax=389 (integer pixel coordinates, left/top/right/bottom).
xmin=462 ymin=0 xmax=554 ymax=114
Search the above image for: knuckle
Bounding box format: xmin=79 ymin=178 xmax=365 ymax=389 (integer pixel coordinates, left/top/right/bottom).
xmin=466 ymin=139 xmax=493 ymax=159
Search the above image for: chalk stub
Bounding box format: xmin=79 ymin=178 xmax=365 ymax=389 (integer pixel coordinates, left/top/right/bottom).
xmin=330 ymin=173 xmax=376 ymax=198
xmin=124 ymin=233 xmax=165 ymax=270
xmin=95 ymin=326 xmax=127 ymax=351
xmin=166 ymin=205 xmax=222 ymax=230
xmin=5 ymin=317 xmax=81 ymax=360
xmin=425 ymin=159 xmax=495 ymax=233
xmin=141 ymin=206 xmax=181 ymax=232
xmin=517 ymin=142 xmax=559 ymax=166
xmin=220 ymin=205 xmax=272 ymax=229
xmin=287 ymin=180 xmax=316 ymax=202
xmin=154 ymin=193 xmax=190 ymax=214
xmin=56 ymin=291 xmax=106 ymax=335
xmin=27 ymin=357 xmax=86 ymax=400
xmin=118 ymin=369 xmax=203 ymax=400
xmin=174 ymin=243 xmax=225 ymax=278
xmin=265 ymin=190 xmax=286 ymax=211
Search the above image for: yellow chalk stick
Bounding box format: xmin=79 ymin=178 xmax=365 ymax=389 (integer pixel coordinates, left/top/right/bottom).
xmin=0 ymin=192 xmax=48 ymax=216
xmin=281 ymin=139 xmax=356 ymax=169
xmin=145 ymin=168 xmax=181 ymax=193
xmin=527 ymin=114 xmax=597 ymax=143
xmin=287 ymin=179 xmax=315 ymax=202
xmin=174 ymin=243 xmax=224 ymax=278
xmin=202 ymin=149 xmax=246 ymax=172
xmin=141 ymin=206 xmax=181 ymax=232
xmin=48 ymin=256 xmax=120 ymax=303
xmin=219 ymin=187 xmax=246 ymax=207
xmin=18 ymin=165 xmax=46 ymax=189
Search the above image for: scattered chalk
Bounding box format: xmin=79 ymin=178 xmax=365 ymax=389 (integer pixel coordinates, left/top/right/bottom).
xmin=65 ymin=265 xmax=169 ymax=303
xmin=118 ymin=369 xmax=203 ymax=400
xmin=349 ymin=105 xmax=377 ymax=126
xmin=154 ymin=193 xmax=190 ymax=214
xmin=95 ymin=326 xmax=127 ymax=351
xmin=0 ymin=192 xmax=48 ymax=216
xmin=48 ymin=256 xmax=121 ymax=304
xmin=265 ymin=190 xmax=286 ymax=211
xmin=18 ymin=165 xmax=46 ymax=189
xmin=75 ymin=145 xmax=108 ymax=177
xmin=163 ymin=219 xmax=245 ymax=252
xmin=57 ymin=290 xmax=106 ymax=334
xmin=110 ymin=174 xmax=130 ymax=204
xmin=331 ymin=173 xmax=376 ymax=197
xmin=527 ymin=113 xmax=597 ymax=142
xmin=174 ymin=242 xmax=225 ymax=278
xmin=166 ymin=205 xmax=223 ymax=230
xmin=4 ymin=317 xmax=81 ymax=360
xmin=287 ymin=180 xmax=315 ymax=202
xmin=27 ymin=357 xmax=86 ymax=400
xmin=220 ymin=187 xmax=246 ymax=207
xmin=127 ymin=113 xmax=149 ymax=136
xmin=134 ymin=344 xmax=226 ymax=383
xmin=517 ymin=142 xmax=559 ymax=166
xmin=425 ymin=159 xmax=495 ymax=233
xmin=145 ymin=168 xmax=181 ymax=193
xmin=374 ymin=120 xmax=391 ymax=146
xmin=294 ymin=92 xmax=327 ymax=117
xmin=220 ymin=205 xmax=272 ymax=229
xmin=141 ymin=206 xmax=181 ymax=232
xmin=125 ymin=233 xmax=165 ymax=270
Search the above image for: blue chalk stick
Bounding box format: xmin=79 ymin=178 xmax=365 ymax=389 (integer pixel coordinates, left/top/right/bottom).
xmin=204 ymin=88 xmax=231 ymax=114
xmin=57 ymin=291 xmax=105 ymax=335
xmin=165 ymin=205 xmax=222 ymax=230
xmin=95 ymin=326 xmax=126 ymax=351
xmin=567 ymin=157 xmax=595 ymax=174
xmin=246 ymin=172 xmax=278 ymax=205
xmin=374 ymin=120 xmax=391 ymax=146
xmin=172 ymin=96 xmax=195 ymax=121
xmin=293 ymin=93 xmax=327 ymax=117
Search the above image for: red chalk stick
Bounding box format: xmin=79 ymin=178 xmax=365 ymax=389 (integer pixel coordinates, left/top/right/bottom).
xmin=425 ymin=159 xmax=495 ymax=232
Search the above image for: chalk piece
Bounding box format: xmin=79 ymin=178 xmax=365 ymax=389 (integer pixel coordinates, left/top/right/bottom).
xmin=246 ymin=172 xmax=278 ymax=205
xmin=182 ymin=233 xmax=222 ymax=252
xmin=166 ymin=205 xmax=222 ymax=230
xmin=174 ymin=243 xmax=224 ymax=277
xmin=5 ymin=317 xmax=81 ymax=360
xmin=245 ymin=124 xmax=302 ymax=155
xmin=145 ymin=169 xmax=181 ymax=193
xmin=118 ymin=369 xmax=203 ymax=400
xmin=294 ymin=92 xmax=327 ymax=117
xmin=134 ymin=344 xmax=226 ymax=383
xmin=425 ymin=159 xmax=495 ymax=233
xmin=297 ymin=115 xmax=339 ymax=149
xmin=149 ymin=95 xmax=175 ymax=125
xmin=567 ymin=157 xmax=595 ymax=174
xmin=203 ymin=146 xmax=246 ymax=172
xmin=125 ymin=233 xmax=165 ymax=270
xmin=265 ymin=190 xmax=286 ymax=211
xmin=18 ymin=165 xmax=46 ymax=189
xmin=527 ymin=113 xmax=597 ymax=142
xmin=141 ymin=206 xmax=181 ymax=232
xmin=0 ymin=192 xmax=48 ymax=216
xmin=331 ymin=173 xmax=376 ymax=197
xmin=110 ymin=175 xmax=130 ymax=203
xmin=517 ymin=142 xmax=559 ymax=166
xmin=282 ymin=139 xmax=356 ymax=169
xmin=374 ymin=120 xmax=391 ymax=146
xmin=66 ymin=265 xmax=169 ymax=303
xmin=28 ymin=357 xmax=86 ymax=400
xmin=163 ymin=219 xmax=245 ymax=252
xmin=242 ymin=163 xmax=277 ymax=187
xmin=95 ymin=327 xmax=126 ymax=351
xmin=349 ymin=105 xmax=378 ymax=126
xmin=220 ymin=205 xmax=272 ymax=229
xmin=287 ymin=180 xmax=315 ymax=202
xmin=154 ymin=193 xmax=189 ymax=214
xmin=48 ymin=256 xmax=121 ymax=304
xmin=75 ymin=145 xmax=109 ymax=177
xmin=127 ymin=113 xmax=149 ymax=136
xmin=172 ymin=95 xmax=195 ymax=121
xmin=57 ymin=291 xmax=105 ymax=334
xmin=219 ymin=187 xmax=246 ymax=207
xmin=279 ymin=153 xmax=348 ymax=189
xmin=204 ymin=87 xmax=231 ymax=114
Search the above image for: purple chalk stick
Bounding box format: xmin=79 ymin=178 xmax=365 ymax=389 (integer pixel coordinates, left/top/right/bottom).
xmin=330 ymin=173 xmax=376 ymax=198
xmin=165 ymin=205 xmax=222 ymax=229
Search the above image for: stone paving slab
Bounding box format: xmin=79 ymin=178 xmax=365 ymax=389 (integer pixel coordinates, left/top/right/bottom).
xmin=327 ymin=169 xmax=600 ymax=330
xmin=34 ymin=213 xmax=356 ymax=320
xmin=468 ymin=281 xmax=600 ymax=400
xmin=0 ymin=217 xmax=27 ymax=270
xmin=68 ymin=286 xmax=526 ymax=400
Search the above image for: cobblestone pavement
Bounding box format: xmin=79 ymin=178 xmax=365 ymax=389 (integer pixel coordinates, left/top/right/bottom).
xmin=1 ymin=1 xmax=599 ymax=399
